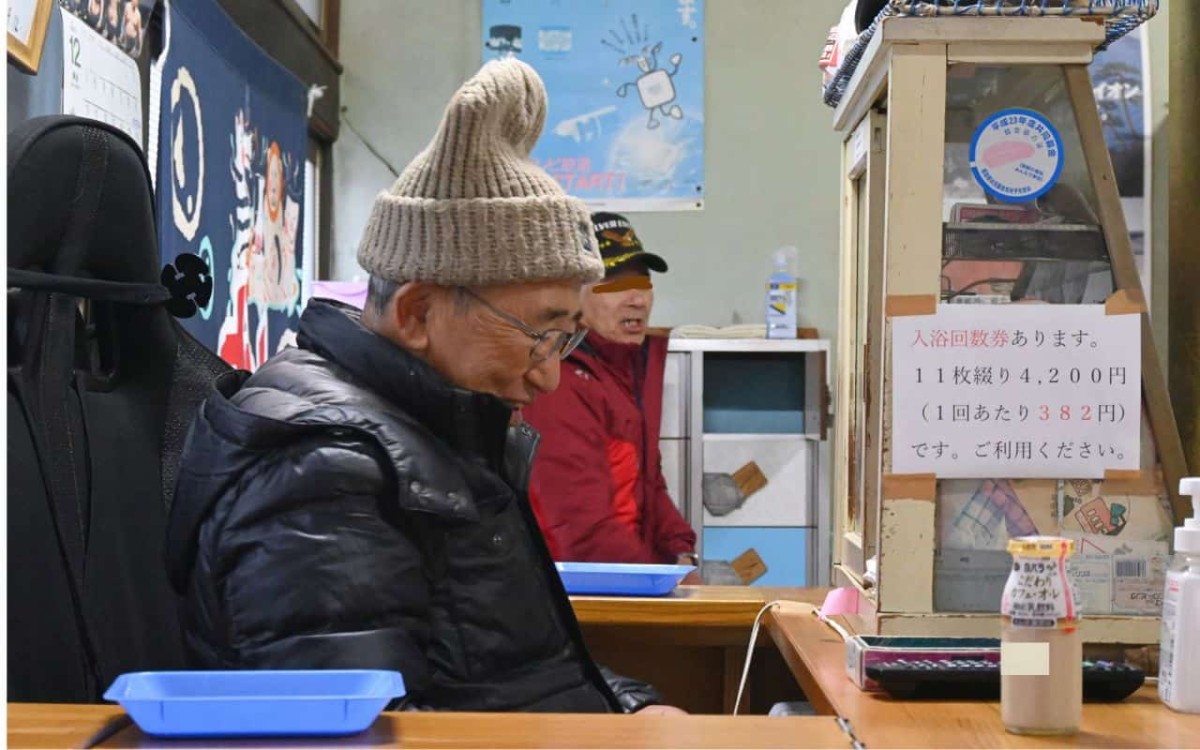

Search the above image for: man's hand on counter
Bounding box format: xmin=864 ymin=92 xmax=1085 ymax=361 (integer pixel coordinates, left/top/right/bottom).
xmin=678 ymin=553 xmax=703 ymax=585
xmin=635 ymin=704 xmax=689 ymax=716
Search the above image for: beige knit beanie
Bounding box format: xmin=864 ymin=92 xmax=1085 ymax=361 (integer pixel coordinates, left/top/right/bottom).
xmin=356 ymin=58 xmax=605 ymax=286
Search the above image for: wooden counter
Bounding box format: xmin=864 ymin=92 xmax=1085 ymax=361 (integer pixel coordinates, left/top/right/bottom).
xmin=5 ymin=703 xmax=851 ymax=749
xmin=766 ymin=607 xmax=1200 ymax=749
xmin=573 ymin=586 xmax=819 ymax=714
xmin=11 ymin=586 xmax=1196 ymax=749
xmin=572 ymin=586 xmax=824 ymax=631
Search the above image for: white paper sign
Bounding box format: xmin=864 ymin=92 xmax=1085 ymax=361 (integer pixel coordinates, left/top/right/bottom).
xmin=891 ymin=304 xmax=1140 ymax=478
xmin=61 ymin=11 xmax=143 ymax=147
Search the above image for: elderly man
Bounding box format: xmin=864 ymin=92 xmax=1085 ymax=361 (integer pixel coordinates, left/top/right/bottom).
xmin=165 ymin=60 xmax=679 ymax=714
xmin=523 ymin=213 xmax=698 ymax=576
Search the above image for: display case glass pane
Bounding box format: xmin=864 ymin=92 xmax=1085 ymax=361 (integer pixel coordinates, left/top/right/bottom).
xmin=932 ymin=64 xmax=1171 ymax=615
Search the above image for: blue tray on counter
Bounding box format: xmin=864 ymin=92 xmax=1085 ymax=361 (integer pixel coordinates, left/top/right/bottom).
xmin=104 ymin=669 xmax=405 ymax=738
xmin=555 ymin=562 xmax=695 ymax=596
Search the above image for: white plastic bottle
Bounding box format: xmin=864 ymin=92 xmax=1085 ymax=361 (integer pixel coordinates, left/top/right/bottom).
xmin=1159 ymin=477 xmax=1200 ymax=713
xmin=766 ymin=246 xmax=798 ymax=340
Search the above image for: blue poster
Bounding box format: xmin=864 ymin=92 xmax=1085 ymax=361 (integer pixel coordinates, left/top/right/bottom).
xmin=154 ymin=0 xmax=307 ymax=370
xmin=482 ymin=0 xmax=705 ymax=212
xmin=1090 ymin=27 xmax=1144 ymax=199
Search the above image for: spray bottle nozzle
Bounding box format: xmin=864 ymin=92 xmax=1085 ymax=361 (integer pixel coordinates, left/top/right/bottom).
xmin=1178 ymin=480 xmax=1200 ymax=558
xmin=773 ymin=246 xmax=799 ymax=274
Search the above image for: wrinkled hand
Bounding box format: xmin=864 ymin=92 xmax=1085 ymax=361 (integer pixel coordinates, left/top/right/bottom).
xmin=635 ymin=704 xmax=689 ymax=716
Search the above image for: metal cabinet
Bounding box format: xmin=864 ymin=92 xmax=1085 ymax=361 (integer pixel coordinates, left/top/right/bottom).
xmin=661 ymin=338 xmax=831 ymax=586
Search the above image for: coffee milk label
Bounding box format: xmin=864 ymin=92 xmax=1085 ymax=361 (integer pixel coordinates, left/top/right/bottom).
xmin=1002 ymin=556 xmax=1078 ymax=628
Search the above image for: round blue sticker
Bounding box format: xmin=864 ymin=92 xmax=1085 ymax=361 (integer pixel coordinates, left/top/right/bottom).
xmin=969 ymin=108 xmax=1064 ymax=203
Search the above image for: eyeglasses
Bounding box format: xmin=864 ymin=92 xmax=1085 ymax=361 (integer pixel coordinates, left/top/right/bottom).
xmin=457 ymin=287 xmax=588 ymax=362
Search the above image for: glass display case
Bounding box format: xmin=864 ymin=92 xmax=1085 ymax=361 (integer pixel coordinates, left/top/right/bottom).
xmin=830 ymin=16 xmax=1186 ymax=643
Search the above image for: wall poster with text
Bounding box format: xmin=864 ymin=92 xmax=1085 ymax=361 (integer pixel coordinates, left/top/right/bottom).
xmin=482 ymin=0 xmax=705 ymax=212
xmin=152 ymin=0 xmax=307 ymax=371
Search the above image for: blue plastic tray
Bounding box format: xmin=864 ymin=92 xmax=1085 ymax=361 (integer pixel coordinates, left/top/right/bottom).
xmin=103 ymin=669 xmax=405 ymax=738
xmin=555 ymin=562 xmax=695 ymax=596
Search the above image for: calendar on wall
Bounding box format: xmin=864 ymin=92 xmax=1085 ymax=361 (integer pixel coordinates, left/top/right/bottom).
xmin=60 ymin=10 xmax=143 ymax=146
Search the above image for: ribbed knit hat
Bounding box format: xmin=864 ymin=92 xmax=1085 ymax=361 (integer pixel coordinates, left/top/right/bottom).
xmin=357 ymin=59 xmax=605 ymax=286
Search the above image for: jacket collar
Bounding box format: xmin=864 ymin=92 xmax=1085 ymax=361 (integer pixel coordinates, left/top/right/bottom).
xmin=575 ymin=330 xmax=646 ymax=395
xmin=296 ymin=300 xmax=513 ymax=472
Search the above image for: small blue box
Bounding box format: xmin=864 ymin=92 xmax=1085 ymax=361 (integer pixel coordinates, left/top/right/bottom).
xmin=104 ymin=669 xmax=405 ymax=738
xmin=555 ymin=562 xmax=695 ymax=596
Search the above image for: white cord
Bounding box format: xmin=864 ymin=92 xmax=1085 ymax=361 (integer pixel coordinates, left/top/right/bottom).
xmin=732 ymin=600 xmax=851 ymax=715
xmin=731 ymin=602 xmax=781 ymax=716
xmin=819 ymin=610 xmax=854 ymax=643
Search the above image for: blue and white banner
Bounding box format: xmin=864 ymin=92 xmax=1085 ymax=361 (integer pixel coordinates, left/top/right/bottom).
xmin=483 ymin=0 xmax=705 ymax=212
xmin=153 ymin=0 xmax=308 ymax=370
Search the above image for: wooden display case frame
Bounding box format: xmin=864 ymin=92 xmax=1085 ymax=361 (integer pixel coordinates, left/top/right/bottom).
xmin=830 ymin=17 xmax=1187 ymax=643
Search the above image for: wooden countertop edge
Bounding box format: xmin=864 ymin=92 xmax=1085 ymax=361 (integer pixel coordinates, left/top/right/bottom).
xmin=570 ymin=598 xmax=769 ymax=627
xmin=5 ymin=706 xmax=854 ymax=749
xmin=570 ymin=587 xmax=828 ymax=628
xmin=764 ymin=609 xmax=842 ymax=717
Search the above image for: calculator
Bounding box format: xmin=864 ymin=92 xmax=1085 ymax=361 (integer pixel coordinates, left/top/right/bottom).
xmin=864 ymin=659 xmax=1144 ymax=701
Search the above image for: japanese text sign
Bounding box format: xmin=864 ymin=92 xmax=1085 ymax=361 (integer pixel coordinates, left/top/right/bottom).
xmin=892 ymin=304 xmax=1140 ymax=478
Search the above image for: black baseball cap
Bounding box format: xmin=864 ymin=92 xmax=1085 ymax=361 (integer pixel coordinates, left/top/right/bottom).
xmin=591 ymin=212 xmax=668 ymax=276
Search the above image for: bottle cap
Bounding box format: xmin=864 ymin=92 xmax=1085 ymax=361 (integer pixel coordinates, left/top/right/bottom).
xmin=1177 ymin=478 xmax=1200 ymax=554
xmin=773 ymin=246 xmax=798 ymax=273
xmin=1007 ymin=536 xmax=1075 ymax=558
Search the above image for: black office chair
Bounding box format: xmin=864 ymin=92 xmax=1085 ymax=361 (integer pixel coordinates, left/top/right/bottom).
xmin=7 ymin=117 xmax=230 ymax=702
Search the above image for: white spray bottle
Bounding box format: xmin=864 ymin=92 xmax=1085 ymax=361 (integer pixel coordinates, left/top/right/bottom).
xmin=1159 ymin=477 xmax=1200 ymax=713
xmin=766 ymin=246 xmax=798 ymax=340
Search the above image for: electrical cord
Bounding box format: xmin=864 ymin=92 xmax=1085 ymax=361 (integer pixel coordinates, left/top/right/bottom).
xmin=731 ymin=600 xmax=853 ymax=715
xmin=340 ymin=110 xmax=401 ymax=178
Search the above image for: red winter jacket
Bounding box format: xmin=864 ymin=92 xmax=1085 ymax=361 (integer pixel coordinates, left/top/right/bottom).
xmin=523 ymin=331 xmax=697 ymax=564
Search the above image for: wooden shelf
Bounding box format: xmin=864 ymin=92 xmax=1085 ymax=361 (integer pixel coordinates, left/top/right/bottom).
xmin=668 ymin=339 xmax=830 ymax=353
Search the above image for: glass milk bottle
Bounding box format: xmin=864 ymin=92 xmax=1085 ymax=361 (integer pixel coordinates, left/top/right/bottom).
xmin=1000 ymin=536 xmax=1082 ymax=735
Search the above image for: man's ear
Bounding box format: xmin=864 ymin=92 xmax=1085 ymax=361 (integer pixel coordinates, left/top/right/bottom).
xmin=389 ymin=282 xmax=437 ymax=353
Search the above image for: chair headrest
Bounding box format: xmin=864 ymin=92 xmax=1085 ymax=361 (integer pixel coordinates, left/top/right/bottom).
xmin=8 ymin=116 xmax=160 ymax=287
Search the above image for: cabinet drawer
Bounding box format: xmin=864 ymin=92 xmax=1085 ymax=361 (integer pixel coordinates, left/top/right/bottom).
xmin=702 ymin=527 xmax=811 ymax=587
xmin=702 ymin=435 xmax=812 ymax=527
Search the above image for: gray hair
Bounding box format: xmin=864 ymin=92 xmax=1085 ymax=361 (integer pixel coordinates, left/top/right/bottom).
xmin=364 ymin=275 xmax=474 ymax=316
xmin=366 ymin=275 xmax=401 ymax=316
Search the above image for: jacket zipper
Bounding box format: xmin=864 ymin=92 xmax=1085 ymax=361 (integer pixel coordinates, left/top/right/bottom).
xmin=510 ymin=422 xmax=624 ymax=712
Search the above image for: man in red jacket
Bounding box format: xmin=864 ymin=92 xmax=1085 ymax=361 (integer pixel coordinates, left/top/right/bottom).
xmin=523 ymin=213 xmax=699 ymax=579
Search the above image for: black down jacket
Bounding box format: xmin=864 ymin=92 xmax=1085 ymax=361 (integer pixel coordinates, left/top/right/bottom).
xmin=165 ymin=301 xmax=660 ymax=712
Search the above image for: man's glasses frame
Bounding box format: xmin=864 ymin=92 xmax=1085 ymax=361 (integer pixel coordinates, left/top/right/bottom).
xmin=457 ymin=287 xmax=588 ymax=362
